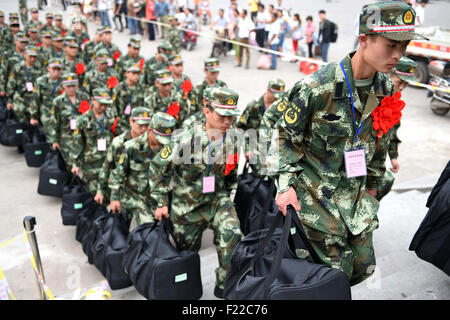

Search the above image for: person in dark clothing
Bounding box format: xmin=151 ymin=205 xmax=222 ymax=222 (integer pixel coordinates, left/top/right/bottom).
xmin=318 ymin=10 xmax=332 ymax=62
xmin=114 ymin=0 xmax=124 ymax=32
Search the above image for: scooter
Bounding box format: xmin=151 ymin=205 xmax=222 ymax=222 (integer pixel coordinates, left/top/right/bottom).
xmin=427 ymin=60 xmax=450 ymax=116
xmin=199 ymin=1 xmax=211 ymax=26
xmin=181 ymin=22 xmax=197 ymax=51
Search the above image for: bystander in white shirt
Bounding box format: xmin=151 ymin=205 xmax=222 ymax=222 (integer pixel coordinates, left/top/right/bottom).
xmin=238 ymin=15 xmax=255 ymax=39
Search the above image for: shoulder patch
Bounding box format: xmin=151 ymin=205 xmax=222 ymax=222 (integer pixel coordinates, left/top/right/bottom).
xmin=119 ymin=153 xmax=125 ymax=164
xmin=160 ymin=145 xmax=172 ymax=159
xmin=277 ymin=99 xmax=287 ymax=113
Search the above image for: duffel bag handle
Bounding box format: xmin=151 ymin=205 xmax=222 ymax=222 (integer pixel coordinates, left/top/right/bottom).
xmin=151 ymin=216 xmax=181 ymax=258
xmin=256 ymin=179 xmax=276 ymax=231
xmin=289 ymin=206 xmax=322 ymax=264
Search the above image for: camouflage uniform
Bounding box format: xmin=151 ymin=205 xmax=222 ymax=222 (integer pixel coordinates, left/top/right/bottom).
xmin=170 ymin=54 xmax=195 ymax=112
xmin=69 ymin=88 xmax=119 ymax=195
xmin=81 ymin=28 xmax=101 ymax=66
xmin=267 ymin=2 xmax=426 ymax=286
xmin=167 ymin=16 xmax=181 ymax=54
xmin=30 ymin=58 xmax=64 ymax=129
xmin=142 ymin=41 xmax=172 ymax=87
xmin=47 ymin=73 xmax=90 ymax=167
xmin=111 ymin=111 xmax=176 ymax=225
xmin=92 ymin=27 xmax=122 ymax=69
xmin=40 ymin=13 xmax=56 ymax=35
xmin=49 ymin=33 xmax=65 ymax=59
xmin=61 ymin=36 xmax=86 ymax=90
xmin=144 ymin=69 xmax=187 ymax=127
xmin=115 ymin=36 xmax=144 ymax=81
xmin=7 ymin=46 xmax=42 ymax=123
xmin=82 ymin=49 xmax=119 ymax=97
xmin=19 ymin=1 xmax=28 ymax=28
xmin=37 ymin=30 xmax=54 ymax=67
xmin=111 ymin=62 xmax=146 ymax=134
xmin=0 ymin=32 xmax=28 ymax=98
xmin=149 ymin=87 xmax=242 ymax=291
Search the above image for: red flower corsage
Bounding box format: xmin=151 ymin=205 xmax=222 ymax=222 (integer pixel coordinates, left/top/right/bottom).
xmin=225 ymin=153 xmax=239 ymax=176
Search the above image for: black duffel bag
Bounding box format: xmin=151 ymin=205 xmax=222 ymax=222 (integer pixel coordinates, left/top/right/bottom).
xmin=122 ymin=217 xmax=203 ymax=300
xmin=224 ymin=206 xmax=351 ymax=300
xmin=81 ymin=205 xmax=109 ymax=264
xmin=92 ymin=211 xmax=132 ymax=290
xmin=0 ymin=110 xmax=27 ymax=147
xmin=23 ymin=126 xmax=51 ymax=168
xmin=61 ymin=176 xmax=93 ymax=226
xmin=37 ymin=150 xmax=69 ymax=197
xmin=75 ymin=200 xmax=100 ymax=243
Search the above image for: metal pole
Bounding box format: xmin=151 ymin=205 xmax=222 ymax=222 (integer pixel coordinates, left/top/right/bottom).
xmin=23 ymin=216 xmax=47 ymax=300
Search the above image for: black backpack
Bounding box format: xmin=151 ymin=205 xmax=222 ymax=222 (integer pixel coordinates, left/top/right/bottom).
xmin=122 ymin=218 xmax=203 ymax=300
xmin=37 ymin=150 xmax=70 ymax=197
xmin=61 ymin=176 xmax=93 ymax=226
xmin=330 ymin=21 xmax=338 ymax=43
xmin=22 ymin=126 xmax=51 ymax=168
xmin=224 ymin=206 xmax=351 ymax=300
xmin=92 ymin=211 xmax=132 ymax=290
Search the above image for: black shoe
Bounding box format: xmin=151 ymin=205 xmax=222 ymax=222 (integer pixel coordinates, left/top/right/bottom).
xmin=214 ymin=286 xmax=224 ymax=299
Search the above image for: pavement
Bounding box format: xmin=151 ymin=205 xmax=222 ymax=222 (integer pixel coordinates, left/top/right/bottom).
xmin=0 ymin=0 xmax=449 ymax=301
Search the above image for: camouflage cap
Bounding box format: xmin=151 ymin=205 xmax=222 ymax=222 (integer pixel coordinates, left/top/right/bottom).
xmin=48 ymin=58 xmax=63 ymax=69
xmin=25 ymin=45 xmax=39 ymax=56
xmin=41 ymin=30 xmax=53 ymax=38
xmin=99 ymin=26 xmax=112 ymax=34
xmin=151 ymin=112 xmax=177 ymax=145
xmin=53 ymin=32 xmax=64 ymax=41
xmin=54 ymin=13 xmax=63 ymax=20
xmin=9 ymin=12 xmax=19 ymax=19
xmin=169 ymin=54 xmax=183 ymax=65
xmin=129 ymin=35 xmax=141 ymax=48
xmin=206 ymin=87 xmax=240 ymax=117
xmin=9 ymin=18 xmax=20 ymax=25
xmin=93 ymin=88 xmax=113 ymax=104
xmin=126 ymin=61 xmax=141 ymax=72
xmin=62 ymin=73 xmax=79 ymax=86
xmin=15 ymin=32 xmax=29 ymax=42
xmin=268 ymin=78 xmax=286 ymax=99
xmin=72 ymin=16 xmax=82 ymax=24
xmin=46 ymin=12 xmax=54 ymax=18
xmin=131 ymin=107 xmax=152 ymax=125
xmin=96 ymin=49 xmax=110 ymax=62
xmin=30 ymin=8 xmax=39 ymax=13
xmin=28 ymin=24 xmax=39 ymax=33
xmin=156 ymin=69 xmax=173 ymax=84
xmin=391 ymin=56 xmax=417 ymax=82
xmin=158 ymin=41 xmax=173 ymax=54
xmin=64 ymin=35 xmax=78 ymax=47
xmin=359 ymin=1 xmax=428 ymax=41
xmin=204 ymin=57 xmax=220 ymax=72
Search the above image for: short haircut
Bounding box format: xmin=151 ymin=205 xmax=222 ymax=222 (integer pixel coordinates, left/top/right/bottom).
xmin=319 ymin=10 xmax=326 ymax=15
xmin=306 ymin=15 xmax=313 ymax=21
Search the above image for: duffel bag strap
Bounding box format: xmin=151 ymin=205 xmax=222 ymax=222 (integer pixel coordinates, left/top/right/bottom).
xmin=256 ymin=179 xmax=276 ymax=231
xmin=288 ymin=205 xmax=322 ymax=264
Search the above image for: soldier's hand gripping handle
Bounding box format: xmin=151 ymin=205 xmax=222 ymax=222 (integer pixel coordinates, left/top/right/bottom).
xmin=110 ymin=201 xmax=121 ymax=213
xmin=276 ymin=186 xmax=301 ymax=216
xmin=155 ymin=206 xmax=169 ymax=221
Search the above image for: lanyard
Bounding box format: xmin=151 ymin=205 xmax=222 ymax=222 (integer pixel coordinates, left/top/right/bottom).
xmin=96 ymin=114 xmax=105 ymax=138
xmin=51 ymin=81 xmax=58 ymax=95
xmin=67 ymin=94 xmax=77 ymax=117
xmin=207 ymin=134 xmax=226 ymax=176
xmin=340 ymin=61 xmax=365 ymax=143
xmin=25 ymin=66 xmax=31 ymax=82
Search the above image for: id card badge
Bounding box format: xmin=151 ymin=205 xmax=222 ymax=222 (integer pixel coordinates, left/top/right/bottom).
xmin=108 ymin=58 xmax=113 ymax=67
xmin=26 ymin=82 xmax=34 ymax=92
xmin=344 ymin=148 xmax=367 ymax=178
xmin=203 ymin=176 xmax=215 ymax=193
xmin=124 ymin=105 xmax=131 ymax=115
xmin=70 ymin=118 xmax=77 ymax=130
xmin=97 ymin=138 xmax=107 ymax=152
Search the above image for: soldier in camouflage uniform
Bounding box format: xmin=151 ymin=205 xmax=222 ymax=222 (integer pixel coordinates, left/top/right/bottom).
xmin=376 ymin=56 xmax=417 ymax=201
xmin=70 ymin=87 xmax=120 ymax=196
xmin=0 ymin=15 xmax=21 ymax=55
xmin=111 ymin=61 xmax=146 ymax=134
xmin=50 ymin=32 xmax=65 ymax=59
xmin=53 ymin=14 xmax=68 ymax=37
xmin=19 ymin=0 xmax=28 ymax=28
xmin=182 ymin=58 xmax=228 ymax=130
xmin=26 ymin=23 xmax=40 ymax=47
xmin=92 ymin=26 xmax=122 ymax=70
xmin=70 ymin=17 xmax=90 ymax=47
xmin=30 ymin=58 xmax=64 ymax=131
xmin=110 ymin=111 xmax=176 ymax=225
xmin=169 ymin=54 xmax=195 ymax=111
xmin=115 ymin=36 xmax=144 ymax=82
xmin=268 ymin=2 xmax=427 ymax=285
xmin=6 ymin=45 xmax=42 ymax=125
xmin=37 ymin=30 xmax=53 ymax=67
xmin=47 ymin=73 xmax=90 ymax=168
xmin=167 ymin=16 xmax=181 ymax=54
xmin=82 ymin=49 xmax=119 ymax=97
xmin=40 ymin=12 xmax=55 ymax=35
xmin=61 ymin=36 xmax=86 ymax=89
xmin=25 ymin=8 xmax=43 ymax=34
xmin=151 ymin=87 xmax=243 ymax=299
xmin=81 ymin=27 xmax=101 ymax=66
xmin=94 ymin=107 xmax=151 ymax=207
xmin=142 ymin=41 xmax=172 ymax=87
xmin=144 ymin=69 xmax=187 ymax=127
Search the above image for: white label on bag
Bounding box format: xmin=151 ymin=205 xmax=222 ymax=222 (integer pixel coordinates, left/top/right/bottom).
xmin=16 ymin=129 xmax=23 ymax=134
xmin=74 ymin=203 xmax=83 ymax=210
xmin=49 ymin=179 xmax=58 ymax=185
xmin=34 ymin=150 xmax=42 ymax=155
xmin=290 ymin=227 xmax=296 ymax=235
xmin=175 ymin=273 xmax=187 ymax=283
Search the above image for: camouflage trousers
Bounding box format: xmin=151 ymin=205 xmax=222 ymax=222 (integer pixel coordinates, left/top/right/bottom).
xmin=376 ymin=171 xmax=395 ymax=201
xmin=13 ymin=99 xmax=31 ymax=124
xmin=170 ymin=195 xmax=243 ymax=289
xmin=299 ymin=213 xmax=379 ymax=286
xmin=122 ymin=193 xmax=155 ymax=226
xmin=81 ymin=166 xmax=104 ymax=198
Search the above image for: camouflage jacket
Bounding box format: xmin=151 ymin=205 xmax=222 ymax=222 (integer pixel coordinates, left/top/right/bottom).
xmin=149 ymin=124 xmax=239 ymax=212
xmin=7 ymin=61 xmax=42 ymax=103
xmin=81 ymin=40 xmax=100 ymax=65
xmin=0 ymin=27 xmax=14 ymax=54
xmin=142 ymin=55 xmax=169 ymax=87
xmin=82 ymin=67 xmax=119 ymax=97
xmin=70 ymin=108 xmax=118 ymax=170
xmin=37 ymin=45 xmax=53 ymax=67
xmin=172 ymin=74 xmax=195 ymax=107
xmin=49 ymin=47 xmax=65 ymax=60
xmin=115 ymin=54 xmax=144 ymax=81
xmin=143 ymin=87 xmax=187 ymax=127
xmin=92 ymin=42 xmax=121 ymax=67
xmin=268 ymin=53 xmax=396 ymax=237
xmin=40 ymin=25 xmax=57 ymax=35
xmin=30 ymin=74 xmax=63 ymax=125
xmin=110 ymin=131 xmax=162 ymax=203
xmin=236 ymin=95 xmax=267 ymax=131
xmin=0 ymin=51 xmax=24 ymax=93
xmin=96 ymin=129 xmax=132 ymax=196
xmin=167 ymin=26 xmax=181 ymax=54
xmin=181 ymin=111 xmax=204 ymax=131
xmin=70 ymin=30 xmax=90 ymax=47
xmin=111 ymin=81 xmax=147 ymax=133
xmin=192 ymin=79 xmax=227 ymax=114
xmin=388 ymin=122 xmax=401 ymax=160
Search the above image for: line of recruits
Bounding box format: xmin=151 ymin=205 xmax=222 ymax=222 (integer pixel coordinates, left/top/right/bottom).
xmin=0 ymin=1 xmax=420 ymax=299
